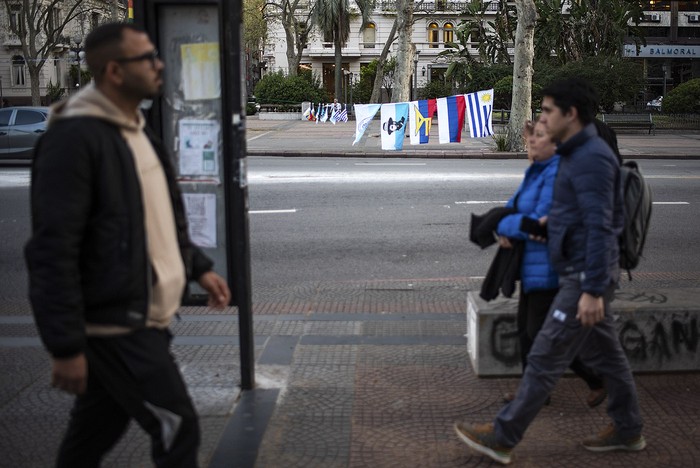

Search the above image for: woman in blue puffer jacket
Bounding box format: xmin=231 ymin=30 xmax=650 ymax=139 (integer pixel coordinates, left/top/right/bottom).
xmin=497 ymin=119 xmax=606 ymax=408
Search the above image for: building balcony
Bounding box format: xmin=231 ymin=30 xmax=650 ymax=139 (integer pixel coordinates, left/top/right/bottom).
xmin=3 ymin=33 xmax=22 ymax=47
xmin=379 ymin=0 xmax=500 ymax=13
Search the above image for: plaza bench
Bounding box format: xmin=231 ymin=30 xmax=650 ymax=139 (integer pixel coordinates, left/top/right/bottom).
xmin=601 ymin=113 xmax=656 ymax=135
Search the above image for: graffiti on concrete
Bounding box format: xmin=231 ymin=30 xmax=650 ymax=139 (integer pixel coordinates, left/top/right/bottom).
xmin=620 ymin=314 xmax=698 ymax=362
xmin=490 ymin=316 xmax=520 ymax=366
xmin=615 ymin=291 xmax=668 ymax=304
xmin=488 ymin=311 xmax=699 ymax=367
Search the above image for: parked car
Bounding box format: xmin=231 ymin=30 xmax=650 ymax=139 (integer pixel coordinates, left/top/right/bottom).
xmin=0 ymin=106 xmax=49 ymax=161
xmin=646 ymin=96 xmax=663 ymax=112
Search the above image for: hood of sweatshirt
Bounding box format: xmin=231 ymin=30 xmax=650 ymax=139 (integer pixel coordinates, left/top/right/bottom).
xmin=48 ymin=83 xmax=144 ymax=133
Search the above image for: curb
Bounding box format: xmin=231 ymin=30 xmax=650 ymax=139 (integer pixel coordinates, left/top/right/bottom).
xmin=247 ymin=150 xmax=700 ymax=160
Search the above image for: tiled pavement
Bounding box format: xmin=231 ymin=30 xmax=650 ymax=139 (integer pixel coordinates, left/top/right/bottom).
xmin=2 ymin=275 xmax=700 ymax=467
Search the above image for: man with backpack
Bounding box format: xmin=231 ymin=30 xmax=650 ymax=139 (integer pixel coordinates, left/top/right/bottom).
xmin=453 ymin=78 xmax=645 ymax=465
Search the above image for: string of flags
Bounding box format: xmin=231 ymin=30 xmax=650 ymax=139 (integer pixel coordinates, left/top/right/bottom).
xmin=303 ymin=102 xmax=349 ymax=124
xmin=354 ymin=88 xmax=494 ymax=151
xmin=301 ymin=88 xmax=494 ymax=151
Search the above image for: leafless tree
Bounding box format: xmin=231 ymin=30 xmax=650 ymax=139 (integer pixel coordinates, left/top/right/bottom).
xmin=3 ymin=0 xmax=116 ymax=105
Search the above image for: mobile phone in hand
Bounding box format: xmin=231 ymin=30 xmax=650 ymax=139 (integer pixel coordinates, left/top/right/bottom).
xmin=520 ymin=217 xmax=547 ymax=238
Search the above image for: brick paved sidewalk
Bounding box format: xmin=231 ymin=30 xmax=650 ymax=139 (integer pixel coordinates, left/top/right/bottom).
xmin=2 ymin=275 xmax=700 ymax=467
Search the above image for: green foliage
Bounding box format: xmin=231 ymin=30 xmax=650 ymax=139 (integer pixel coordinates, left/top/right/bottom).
xmin=69 ymin=65 xmax=92 ymax=88
xmin=534 ymin=0 xmax=645 ymax=64
xmin=493 ymin=75 xmax=513 ymax=109
xmin=547 ymin=56 xmax=645 ymax=112
xmin=492 ymin=129 xmax=510 ymax=152
xmin=663 ymin=79 xmax=700 ymax=114
xmin=246 ymin=103 xmax=258 ymax=115
xmin=254 ymin=71 xmax=328 ymax=105
xmin=46 ymin=79 xmax=64 ymax=103
xmin=353 ymin=61 xmax=377 ymax=103
xmin=418 ymin=79 xmax=454 ymax=100
xmin=463 ymin=63 xmax=512 ymax=94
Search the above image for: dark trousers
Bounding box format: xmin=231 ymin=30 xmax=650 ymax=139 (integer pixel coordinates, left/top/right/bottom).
xmin=517 ymin=289 xmax=604 ymax=390
xmin=495 ymin=275 xmax=643 ymax=447
xmin=56 ymin=328 xmax=200 ymax=468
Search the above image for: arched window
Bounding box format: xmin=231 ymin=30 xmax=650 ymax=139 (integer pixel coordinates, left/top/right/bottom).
xmin=428 ymin=22 xmax=439 ymax=48
xmin=363 ymin=22 xmax=376 ymax=48
xmin=443 ymin=22 xmax=454 ymax=46
xmin=12 ymin=55 xmax=26 ymax=86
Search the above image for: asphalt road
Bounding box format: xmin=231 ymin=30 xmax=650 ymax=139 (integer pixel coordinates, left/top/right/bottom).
xmin=2 ymin=158 xmax=700 ymax=301
xmin=247 ymin=158 xmax=700 ymax=290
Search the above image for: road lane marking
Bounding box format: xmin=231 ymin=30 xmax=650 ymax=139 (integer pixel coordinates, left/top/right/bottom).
xmin=249 ymin=209 xmax=297 ymax=214
xmin=455 ymin=201 xmax=508 ymax=204
xmin=653 ymin=202 xmax=689 ymax=205
xmin=247 ymin=131 xmax=272 ymax=142
xmin=354 ymin=163 xmax=427 ymax=166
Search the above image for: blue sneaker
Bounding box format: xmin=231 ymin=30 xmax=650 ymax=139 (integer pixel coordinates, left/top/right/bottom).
xmin=454 ymin=421 xmax=513 ymax=465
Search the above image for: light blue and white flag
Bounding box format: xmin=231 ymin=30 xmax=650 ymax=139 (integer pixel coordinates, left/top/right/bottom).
xmin=380 ymin=102 xmax=410 ymax=151
xmin=352 ymin=104 xmax=381 ymax=145
xmin=465 ymin=89 xmax=494 ymax=138
xmin=337 ymin=104 xmax=348 ymax=123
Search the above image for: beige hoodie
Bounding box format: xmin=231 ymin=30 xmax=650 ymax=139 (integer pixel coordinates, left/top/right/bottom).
xmin=51 ymin=85 xmax=186 ymax=333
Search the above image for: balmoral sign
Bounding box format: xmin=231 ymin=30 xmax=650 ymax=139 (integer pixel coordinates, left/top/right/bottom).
xmin=624 ymin=44 xmax=700 ymax=58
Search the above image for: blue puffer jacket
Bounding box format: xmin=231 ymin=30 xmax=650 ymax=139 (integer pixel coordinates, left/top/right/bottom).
xmin=547 ymin=123 xmax=623 ymax=296
xmin=497 ymin=155 xmax=560 ymax=293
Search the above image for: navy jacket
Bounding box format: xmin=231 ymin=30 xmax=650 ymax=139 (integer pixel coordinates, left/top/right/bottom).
xmin=497 ymin=155 xmax=560 ymax=293
xmin=547 ymin=123 xmax=623 ymax=296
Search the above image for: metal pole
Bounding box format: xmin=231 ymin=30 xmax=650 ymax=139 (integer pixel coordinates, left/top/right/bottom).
xmin=662 ymin=64 xmax=667 ymax=98
xmin=223 ymin=0 xmax=255 ymax=390
xmin=413 ymin=58 xmax=418 ymax=101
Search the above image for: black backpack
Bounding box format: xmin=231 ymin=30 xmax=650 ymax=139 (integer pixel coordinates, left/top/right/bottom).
xmin=619 ymin=161 xmax=652 ymax=279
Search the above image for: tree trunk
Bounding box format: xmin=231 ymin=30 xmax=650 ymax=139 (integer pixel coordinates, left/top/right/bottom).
xmin=391 ymin=0 xmax=413 ymax=103
xmin=334 ymin=36 xmax=343 ymax=99
xmin=28 ymin=65 xmax=42 ymax=106
xmin=370 ymin=20 xmax=397 ymax=103
xmin=508 ymin=0 xmax=537 ymax=152
xmin=284 ymin=21 xmax=299 ymax=76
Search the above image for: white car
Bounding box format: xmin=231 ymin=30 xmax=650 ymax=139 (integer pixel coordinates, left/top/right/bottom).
xmin=646 ymin=96 xmax=663 ymax=111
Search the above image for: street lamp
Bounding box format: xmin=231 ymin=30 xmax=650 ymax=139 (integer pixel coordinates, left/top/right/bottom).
xmin=343 ymin=69 xmax=349 ymax=104
xmin=661 ymin=63 xmax=667 ymax=98
xmin=413 ymin=50 xmax=420 ymax=101
xmin=72 ymin=35 xmax=85 ymax=91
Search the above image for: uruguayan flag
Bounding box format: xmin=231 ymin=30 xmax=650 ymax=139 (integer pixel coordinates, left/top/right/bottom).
xmin=465 ymin=89 xmax=494 ymax=138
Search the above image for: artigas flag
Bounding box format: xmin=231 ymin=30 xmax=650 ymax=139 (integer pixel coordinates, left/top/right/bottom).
xmin=409 ymin=99 xmax=437 ymax=145
xmin=380 ymin=103 xmax=410 ymax=151
xmin=465 ymin=89 xmax=494 ymax=138
xmin=436 ymin=95 xmax=466 ymax=144
xmin=352 ymin=104 xmax=381 ymax=145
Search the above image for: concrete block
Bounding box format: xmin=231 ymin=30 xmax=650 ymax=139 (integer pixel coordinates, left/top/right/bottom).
xmin=466 ymin=288 xmax=700 ymax=376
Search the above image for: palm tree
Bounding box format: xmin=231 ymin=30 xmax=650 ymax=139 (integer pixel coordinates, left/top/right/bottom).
xmin=314 ymin=0 xmax=350 ymax=99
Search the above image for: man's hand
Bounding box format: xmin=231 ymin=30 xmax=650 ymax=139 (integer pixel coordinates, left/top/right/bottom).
xmin=52 ymin=354 xmax=87 ymax=395
xmin=576 ymin=292 xmax=604 ymax=327
xmin=498 ymin=236 xmax=513 ymax=249
xmin=198 ymin=271 xmax=231 ymax=309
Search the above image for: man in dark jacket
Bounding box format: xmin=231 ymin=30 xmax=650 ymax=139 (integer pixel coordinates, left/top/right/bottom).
xmin=24 ymin=23 xmax=230 ymax=467
xmin=453 ymin=78 xmax=644 ymax=465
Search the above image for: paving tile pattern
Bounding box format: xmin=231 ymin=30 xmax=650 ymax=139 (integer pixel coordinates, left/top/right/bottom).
xmin=1 ymin=276 xmax=700 ymax=467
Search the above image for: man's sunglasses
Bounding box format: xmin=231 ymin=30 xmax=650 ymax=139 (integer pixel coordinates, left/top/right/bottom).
xmin=115 ymin=49 xmax=159 ymax=66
